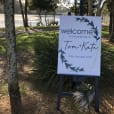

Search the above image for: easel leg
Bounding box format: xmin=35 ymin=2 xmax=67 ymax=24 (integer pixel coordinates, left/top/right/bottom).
xmin=95 ymin=77 xmax=99 ymax=112
xmin=57 ymin=76 xmax=64 ymax=110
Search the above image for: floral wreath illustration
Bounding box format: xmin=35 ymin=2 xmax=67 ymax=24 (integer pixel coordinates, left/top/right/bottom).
xmin=59 ymin=49 xmax=84 ymax=72
xmin=59 ymin=17 xmax=100 ymax=72
xmin=75 ymin=17 xmax=100 ymax=41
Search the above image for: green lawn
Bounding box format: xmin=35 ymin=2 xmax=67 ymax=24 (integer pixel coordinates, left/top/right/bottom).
xmin=0 ymin=26 xmax=114 ymax=88
xmin=0 ymin=26 xmax=114 ymax=114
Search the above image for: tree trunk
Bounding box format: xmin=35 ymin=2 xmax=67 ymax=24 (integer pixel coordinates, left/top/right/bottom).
xmin=110 ymin=0 xmax=114 ymax=42
xmin=96 ymin=0 xmax=106 ymax=16
xmin=24 ymin=0 xmax=29 ymax=27
xmin=109 ymin=12 xmax=112 ymax=34
xmin=19 ymin=0 xmax=28 ymax=28
xmin=53 ymin=10 xmax=56 ymax=24
xmin=19 ymin=0 xmax=25 ymax=26
xmin=4 ymin=0 xmax=23 ymax=114
xmin=87 ymin=0 xmax=93 ymax=16
xmin=74 ymin=0 xmax=77 ymax=15
xmin=96 ymin=0 xmax=102 ymax=16
xmin=44 ymin=11 xmax=48 ymax=26
xmin=37 ymin=9 xmax=43 ymax=26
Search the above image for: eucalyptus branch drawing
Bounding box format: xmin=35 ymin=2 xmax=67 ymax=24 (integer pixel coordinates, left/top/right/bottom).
xmin=59 ymin=49 xmax=84 ymax=72
xmin=75 ymin=17 xmax=100 ymax=41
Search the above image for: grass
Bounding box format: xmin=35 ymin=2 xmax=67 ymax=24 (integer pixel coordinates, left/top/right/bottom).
xmin=0 ymin=80 xmax=8 ymax=95
xmin=102 ymin=25 xmax=109 ymax=37
xmin=101 ymin=42 xmax=114 ymax=87
xmin=0 ymin=37 xmax=6 ymax=55
xmin=0 ymin=26 xmax=114 ymax=114
xmin=0 ymin=26 xmax=114 ymax=88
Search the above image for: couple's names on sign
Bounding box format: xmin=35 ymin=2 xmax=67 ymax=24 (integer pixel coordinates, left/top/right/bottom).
xmin=57 ymin=16 xmax=101 ymax=76
xmin=64 ymin=40 xmax=98 ymax=52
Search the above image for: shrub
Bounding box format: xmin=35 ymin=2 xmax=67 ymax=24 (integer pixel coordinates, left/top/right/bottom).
xmin=33 ymin=32 xmax=58 ymax=90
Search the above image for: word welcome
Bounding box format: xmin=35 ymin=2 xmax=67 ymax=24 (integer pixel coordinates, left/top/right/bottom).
xmin=61 ymin=28 xmax=94 ymax=35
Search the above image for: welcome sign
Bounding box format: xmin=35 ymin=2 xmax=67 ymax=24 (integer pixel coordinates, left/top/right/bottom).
xmin=57 ymin=16 xmax=101 ymax=76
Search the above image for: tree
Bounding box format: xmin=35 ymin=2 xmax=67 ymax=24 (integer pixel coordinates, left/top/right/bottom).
xmin=30 ymin=0 xmax=58 ymax=25
xmin=0 ymin=0 xmax=4 ymax=4
xmin=110 ymin=0 xmax=114 ymax=42
xmin=24 ymin=0 xmax=29 ymax=27
xmin=0 ymin=0 xmax=4 ymax=12
xmin=96 ymin=0 xmax=106 ymax=16
xmin=4 ymin=0 xmax=23 ymax=114
xmin=107 ymin=0 xmax=112 ymax=34
xmin=19 ymin=0 xmax=29 ymax=28
xmin=74 ymin=0 xmax=77 ymax=15
xmin=87 ymin=0 xmax=93 ymax=15
xmin=70 ymin=0 xmax=80 ymax=15
xmin=77 ymin=0 xmax=106 ymax=16
xmin=19 ymin=0 xmax=25 ymax=26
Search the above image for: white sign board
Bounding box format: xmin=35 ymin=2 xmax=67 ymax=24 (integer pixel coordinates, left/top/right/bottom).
xmin=57 ymin=16 xmax=101 ymax=76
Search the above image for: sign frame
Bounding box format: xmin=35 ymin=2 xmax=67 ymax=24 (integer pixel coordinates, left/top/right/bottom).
xmin=57 ymin=16 xmax=101 ymax=77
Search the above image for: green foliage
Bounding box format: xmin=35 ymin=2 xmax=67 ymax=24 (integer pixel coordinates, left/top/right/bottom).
xmin=0 ymin=80 xmax=8 ymax=95
xmin=30 ymin=0 xmax=58 ymax=12
xmin=70 ymin=2 xmax=80 ymax=15
xmin=102 ymin=1 xmax=109 ymax=15
xmin=33 ymin=32 xmax=58 ymax=90
xmin=0 ymin=37 xmax=6 ymax=55
xmin=16 ymin=33 xmax=35 ymax=51
xmin=78 ymin=83 xmax=94 ymax=94
xmin=101 ymin=42 xmax=114 ymax=86
xmin=102 ymin=25 xmax=109 ymax=37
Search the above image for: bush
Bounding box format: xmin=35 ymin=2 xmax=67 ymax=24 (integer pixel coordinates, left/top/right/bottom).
xmin=33 ymin=32 xmax=58 ymax=90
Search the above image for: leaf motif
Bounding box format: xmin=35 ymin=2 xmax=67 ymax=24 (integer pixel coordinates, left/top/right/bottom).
xmin=84 ymin=18 xmax=89 ymax=23
xmin=94 ymin=36 xmax=97 ymax=39
xmin=68 ymin=64 xmax=72 ymax=67
xmin=60 ymin=54 xmax=64 ymax=63
xmin=94 ymin=27 xmax=98 ymax=35
xmin=87 ymin=22 xmax=91 ymax=26
xmin=82 ymin=17 xmax=85 ymax=21
xmin=97 ymin=37 xmax=100 ymax=40
xmin=75 ymin=17 xmax=80 ymax=21
xmin=90 ymin=21 xmax=94 ymax=27
xmin=65 ymin=63 xmax=69 ymax=68
xmin=80 ymin=68 xmax=84 ymax=71
xmin=59 ymin=49 xmax=84 ymax=72
xmin=61 ymin=50 xmax=65 ymax=54
xmin=64 ymin=60 xmax=67 ymax=63
xmin=76 ymin=67 xmax=80 ymax=70
xmin=70 ymin=67 xmax=76 ymax=71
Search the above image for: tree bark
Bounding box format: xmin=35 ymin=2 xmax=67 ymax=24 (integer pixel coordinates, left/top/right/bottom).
xmin=19 ymin=0 xmax=28 ymax=28
xmin=37 ymin=9 xmax=43 ymax=26
xmin=74 ymin=0 xmax=77 ymax=15
xmin=96 ymin=0 xmax=102 ymax=16
xmin=96 ymin=0 xmax=106 ymax=16
xmin=4 ymin=0 xmax=23 ymax=114
xmin=110 ymin=0 xmax=114 ymax=42
xmin=19 ymin=0 xmax=25 ymax=26
xmin=109 ymin=12 xmax=112 ymax=34
xmin=24 ymin=0 xmax=29 ymax=27
xmin=87 ymin=0 xmax=93 ymax=16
